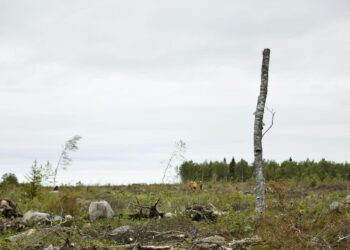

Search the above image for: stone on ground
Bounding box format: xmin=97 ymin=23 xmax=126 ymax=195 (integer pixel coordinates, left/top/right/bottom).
xmin=22 ymin=211 xmax=50 ymax=224
xmin=6 ymin=229 xmax=36 ymax=242
xmin=88 ymin=200 xmax=114 ymax=221
xmin=329 ymin=201 xmax=341 ymax=211
xmin=109 ymin=225 xmax=134 ymax=239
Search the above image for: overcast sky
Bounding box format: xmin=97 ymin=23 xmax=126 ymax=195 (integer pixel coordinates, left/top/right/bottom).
xmin=0 ymin=0 xmax=349 ymax=184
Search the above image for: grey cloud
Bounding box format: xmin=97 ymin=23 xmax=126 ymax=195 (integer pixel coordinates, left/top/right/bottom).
xmin=0 ymin=0 xmax=349 ymax=184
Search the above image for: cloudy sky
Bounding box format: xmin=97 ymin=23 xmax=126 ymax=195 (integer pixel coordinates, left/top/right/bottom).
xmin=0 ymin=0 xmax=349 ymax=184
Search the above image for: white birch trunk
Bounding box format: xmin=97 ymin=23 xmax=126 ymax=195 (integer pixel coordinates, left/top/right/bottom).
xmin=254 ymin=48 xmax=271 ymax=214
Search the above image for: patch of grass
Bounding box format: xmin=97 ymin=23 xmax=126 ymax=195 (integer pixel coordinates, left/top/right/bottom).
xmin=1 ymin=180 xmax=350 ymax=249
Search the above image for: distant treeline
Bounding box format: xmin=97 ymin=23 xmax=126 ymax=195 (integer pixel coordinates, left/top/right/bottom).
xmin=179 ymin=158 xmax=350 ymax=182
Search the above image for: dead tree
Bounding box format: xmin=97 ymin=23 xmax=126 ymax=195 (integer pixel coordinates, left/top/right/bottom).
xmin=254 ymin=48 xmax=271 ymax=215
xmin=129 ymin=198 xmax=164 ymax=220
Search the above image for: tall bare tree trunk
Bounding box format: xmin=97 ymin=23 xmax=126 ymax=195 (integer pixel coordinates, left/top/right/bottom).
xmin=254 ymin=48 xmax=271 ymax=214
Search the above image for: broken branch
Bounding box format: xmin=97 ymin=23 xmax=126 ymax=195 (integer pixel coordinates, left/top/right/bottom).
xmin=262 ymin=107 xmax=276 ymax=138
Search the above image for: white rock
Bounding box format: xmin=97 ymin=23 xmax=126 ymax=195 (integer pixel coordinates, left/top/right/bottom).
xmin=163 ymin=212 xmax=174 ymax=218
xmin=329 ymin=201 xmax=341 ymax=211
xmin=65 ymin=214 xmax=73 ymax=220
xmin=61 ymin=214 xmax=74 ymax=226
xmin=88 ymin=200 xmax=114 ymax=221
xmin=109 ymin=225 xmax=134 ymax=238
xmin=22 ymin=211 xmax=50 ymax=224
xmin=213 ymin=211 xmax=228 ymax=216
xmin=197 ymin=235 xmax=226 ymax=244
xmin=7 ymin=229 xmax=36 ymax=242
xmin=0 ymin=200 xmax=12 ymax=210
xmin=53 ymin=215 xmax=62 ymax=222
xmin=344 ymin=195 xmax=350 ymax=204
xmin=43 ymin=244 xmax=60 ymax=250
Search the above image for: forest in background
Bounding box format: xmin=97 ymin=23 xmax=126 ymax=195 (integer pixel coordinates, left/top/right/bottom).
xmin=179 ymin=158 xmax=350 ymax=183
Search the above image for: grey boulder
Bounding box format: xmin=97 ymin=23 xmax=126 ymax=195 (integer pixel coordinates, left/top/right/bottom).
xmin=88 ymin=200 xmax=114 ymax=221
xmin=22 ymin=211 xmax=50 ymax=224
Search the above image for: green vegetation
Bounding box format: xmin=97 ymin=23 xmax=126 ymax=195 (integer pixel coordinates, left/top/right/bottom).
xmin=24 ymin=160 xmax=53 ymax=199
xmin=1 ymin=158 xmax=350 ymax=249
xmin=1 ymin=179 xmax=350 ymax=249
xmin=1 ymin=173 xmax=18 ymax=186
xmin=179 ymin=158 xmax=350 ymax=182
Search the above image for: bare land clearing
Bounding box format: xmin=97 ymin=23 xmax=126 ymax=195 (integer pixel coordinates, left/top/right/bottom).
xmin=1 ymin=180 xmax=350 ymax=249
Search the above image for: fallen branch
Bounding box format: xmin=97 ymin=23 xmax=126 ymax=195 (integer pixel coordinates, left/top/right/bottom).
xmin=146 ymin=230 xmax=187 ymax=240
xmin=193 ymin=235 xmax=226 ymax=249
xmin=228 ymin=236 xmax=262 ymax=248
xmin=337 ymin=234 xmax=350 ymax=242
xmin=138 ymin=245 xmax=171 ymax=250
xmin=114 ymin=243 xmax=171 ymax=250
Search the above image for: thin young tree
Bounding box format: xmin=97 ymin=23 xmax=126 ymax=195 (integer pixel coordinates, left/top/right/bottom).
xmin=25 ymin=160 xmax=53 ymax=198
xmin=162 ymin=140 xmax=186 ymax=183
xmin=254 ymin=48 xmax=271 ymax=215
xmin=53 ymin=135 xmax=82 ymax=187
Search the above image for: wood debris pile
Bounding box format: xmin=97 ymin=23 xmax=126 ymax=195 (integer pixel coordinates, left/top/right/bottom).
xmin=0 ymin=199 xmax=19 ymax=218
xmin=129 ymin=198 xmax=166 ymax=220
xmin=185 ymin=204 xmax=218 ymax=222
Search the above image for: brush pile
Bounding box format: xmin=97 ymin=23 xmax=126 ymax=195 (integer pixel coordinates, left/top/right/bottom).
xmin=185 ymin=204 xmax=218 ymax=222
